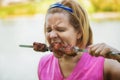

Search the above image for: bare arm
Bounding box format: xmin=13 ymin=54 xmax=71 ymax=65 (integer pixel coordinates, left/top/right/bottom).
xmin=104 ymin=59 xmax=120 ymax=80
xmin=88 ymin=43 xmax=120 ymax=80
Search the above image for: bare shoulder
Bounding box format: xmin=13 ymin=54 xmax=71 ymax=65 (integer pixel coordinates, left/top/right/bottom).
xmin=104 ymin=58 xmax=120 ymax=80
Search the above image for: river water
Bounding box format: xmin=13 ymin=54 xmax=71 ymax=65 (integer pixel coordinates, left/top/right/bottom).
xmin=0 ymin=14 xmax=120 ymax=80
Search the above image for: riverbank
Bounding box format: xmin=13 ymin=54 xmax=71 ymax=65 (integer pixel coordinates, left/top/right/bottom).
xmin=1 ymin=0 xmax=120 ymax=21
xmin=90 ymin=12 xmax=120 ymax=21
xmin=2 ymin=12 xmax=120 ymax=22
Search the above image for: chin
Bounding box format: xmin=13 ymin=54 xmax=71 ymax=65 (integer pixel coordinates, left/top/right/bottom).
xmin=53 ymin=52 xmax=64 ymax=58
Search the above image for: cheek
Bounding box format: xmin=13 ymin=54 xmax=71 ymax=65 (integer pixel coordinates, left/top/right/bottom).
xmin=68 ymin=37 xmax=77 ymax=45
xmin=60 ymin=35 xmax=73 ymax=44
xmin=65 ymin=34 xmax=77 ymax=45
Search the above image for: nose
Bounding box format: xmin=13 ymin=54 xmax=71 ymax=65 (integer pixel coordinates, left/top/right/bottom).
xmin=49 ymin=31 xmax=58 ymax=38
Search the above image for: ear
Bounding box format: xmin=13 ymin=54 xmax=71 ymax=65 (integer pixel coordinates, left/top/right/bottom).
xmin=77 ymin=31 xmax=82 ymax=39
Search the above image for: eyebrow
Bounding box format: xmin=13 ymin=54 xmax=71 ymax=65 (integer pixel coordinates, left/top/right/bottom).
xmin=46 ymin=20 xmax=62 ymax=28
xmin=46 ymin=25 xmax=66 ymax=30
xmin=55 ymin=25 xmax=66 ymax=28
xmin=54 ymin=21 xmax=62 ymax=27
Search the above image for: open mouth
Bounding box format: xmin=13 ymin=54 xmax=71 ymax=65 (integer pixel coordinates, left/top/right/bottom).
xmin=50 ymin=42 xmax=77 ymax=56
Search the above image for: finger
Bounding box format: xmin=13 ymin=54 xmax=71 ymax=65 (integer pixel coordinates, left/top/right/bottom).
xmin=88 ymin=44 xmax=96 ymax=55
xmin=88 ymin=44 xmax=100 ymax=56
xmin=100 ymin=47 xmax=110 ymax=57
xmin=92 ymin=43 xmax=107 ymax=56
xmin=94 ymin=45 xmax=105 ymax=56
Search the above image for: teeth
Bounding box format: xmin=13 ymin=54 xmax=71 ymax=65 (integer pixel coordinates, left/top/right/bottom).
xmin=51 ymin=40 xmax=61 ymax=43
xmin=52 ymin=41 xmax=63 ymax=44
xmin=52 ymin=42 xmax=61 ymax=43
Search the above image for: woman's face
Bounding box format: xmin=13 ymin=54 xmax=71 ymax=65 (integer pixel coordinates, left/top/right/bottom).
xmin=45 ymin=13 xmax=81 ymax=56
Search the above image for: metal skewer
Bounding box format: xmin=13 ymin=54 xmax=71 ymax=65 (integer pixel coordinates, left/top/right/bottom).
xmin=19 ymin=45 xmax=33 ymax=48
xmin=19 ymin=44 xmax=120 ymax=55
xmin=19 ymin=44 xmax=120 ymax=62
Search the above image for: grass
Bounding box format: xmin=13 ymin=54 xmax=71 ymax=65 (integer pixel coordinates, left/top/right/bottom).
xmin=0 ymin=0 xmax=120 ymax=20
xmin=0 ymin=1 xmax=55 ymax=18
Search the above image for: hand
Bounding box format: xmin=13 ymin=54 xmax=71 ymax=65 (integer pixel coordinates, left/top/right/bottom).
xmin=88 ymin=43 xmax=112 ymax=58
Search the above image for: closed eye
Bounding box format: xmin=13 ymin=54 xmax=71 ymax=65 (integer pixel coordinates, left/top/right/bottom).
xmin=46 ymin=28 xmax=52 ymax=33
xmin=57 ymin=29 xmax=65 ymax=32
xmin=56 ymin=27 xmax=66 ymax=32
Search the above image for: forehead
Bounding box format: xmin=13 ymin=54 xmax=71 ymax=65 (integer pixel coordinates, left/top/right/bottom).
xmin=45 ymin=13 xmax=70 ymax=26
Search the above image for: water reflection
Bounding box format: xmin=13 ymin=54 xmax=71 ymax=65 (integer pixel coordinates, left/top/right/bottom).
xmin=0 ymin=15 xmax=120 ymax=80
xmin=91 ymin=20 xmax=120 ymax=49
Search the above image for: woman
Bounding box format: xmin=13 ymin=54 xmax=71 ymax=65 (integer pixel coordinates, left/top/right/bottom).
xmin=37 ymin=0 xmax=120 ymax=80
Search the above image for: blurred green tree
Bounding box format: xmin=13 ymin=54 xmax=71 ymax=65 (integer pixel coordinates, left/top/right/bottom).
xmin=90 ymin=0 xmax=120 ymax=12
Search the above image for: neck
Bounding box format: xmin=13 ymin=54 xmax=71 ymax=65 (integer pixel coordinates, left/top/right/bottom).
xmin=58 ymin=52 xmax=83 ymax=63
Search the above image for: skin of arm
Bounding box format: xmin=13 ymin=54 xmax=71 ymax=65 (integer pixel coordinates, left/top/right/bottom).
xmin=88 ymin=43 xmax=120 ymax=80
xmin=104 ymin=59 xmax=120 ymax=80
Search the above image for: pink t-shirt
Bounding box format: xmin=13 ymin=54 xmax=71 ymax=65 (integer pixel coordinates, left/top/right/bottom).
xmin=38 ymin=52 xmax=105 ymax=80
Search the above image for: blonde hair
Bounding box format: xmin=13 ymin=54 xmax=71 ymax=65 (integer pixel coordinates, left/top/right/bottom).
xmin=44 ymin=0 xmax=93 ymax=48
